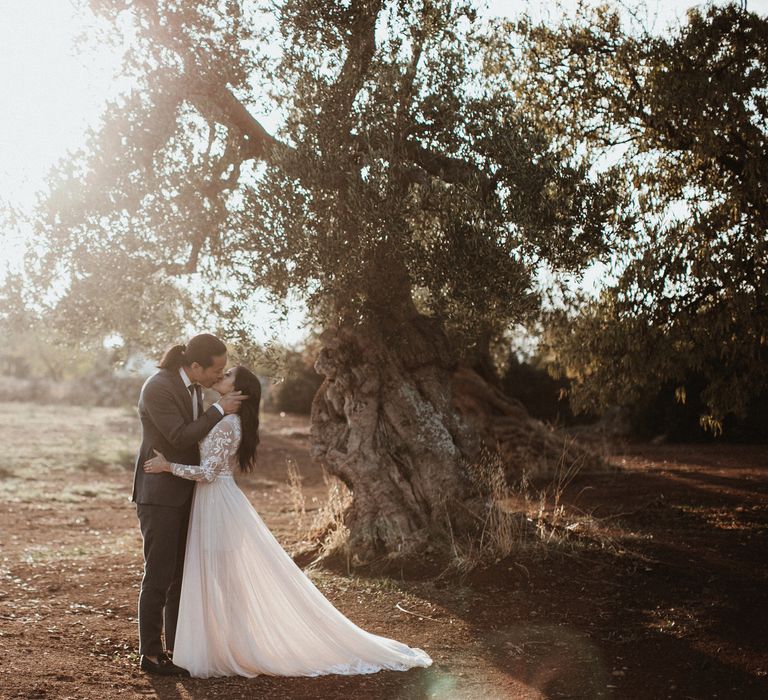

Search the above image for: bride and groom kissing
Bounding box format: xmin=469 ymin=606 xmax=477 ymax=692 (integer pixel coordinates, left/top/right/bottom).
xmin=132 ymin=333 xmax=432 ymax=678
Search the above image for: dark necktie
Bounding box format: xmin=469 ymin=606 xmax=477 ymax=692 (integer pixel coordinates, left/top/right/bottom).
xmin=188 ymin=384 xmax=202 ymax=420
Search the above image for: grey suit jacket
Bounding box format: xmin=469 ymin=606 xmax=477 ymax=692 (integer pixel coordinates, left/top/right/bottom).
xmin=132 ymin=368 xmax=224 ymax=506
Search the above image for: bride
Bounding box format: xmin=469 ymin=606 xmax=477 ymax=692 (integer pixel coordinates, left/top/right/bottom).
xmin=143 ymin=365 xmax=432 ymax=679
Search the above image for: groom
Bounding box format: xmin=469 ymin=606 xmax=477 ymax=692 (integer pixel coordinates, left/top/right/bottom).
xmin=132 ymin=333 xmax=246 ymax=676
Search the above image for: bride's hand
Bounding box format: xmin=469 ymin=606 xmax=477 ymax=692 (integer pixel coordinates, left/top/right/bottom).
xmin=144 ymin=449 xmax=171 ymax=473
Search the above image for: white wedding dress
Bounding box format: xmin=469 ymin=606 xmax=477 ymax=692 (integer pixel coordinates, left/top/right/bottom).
xmin=170 ymin=414 xmax=432 ymax=678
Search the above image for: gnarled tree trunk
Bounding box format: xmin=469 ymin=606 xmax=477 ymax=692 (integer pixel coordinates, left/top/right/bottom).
xmin=310 ymin=307 xmax=604 ymax=565
xmin=310 ymin=309 xmax=477 ymax=563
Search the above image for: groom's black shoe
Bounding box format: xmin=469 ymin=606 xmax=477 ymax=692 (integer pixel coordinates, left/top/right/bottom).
xmin=140 ymin=653 xmax=191 ymax=677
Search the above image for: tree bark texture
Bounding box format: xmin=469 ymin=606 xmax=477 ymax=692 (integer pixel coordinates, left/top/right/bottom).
xmin=310 ymin=315 xmax=476 ymax=563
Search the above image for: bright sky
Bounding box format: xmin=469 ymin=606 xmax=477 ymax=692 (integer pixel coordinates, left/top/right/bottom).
xmin=0 ymin=0 xmax=765 ymax=342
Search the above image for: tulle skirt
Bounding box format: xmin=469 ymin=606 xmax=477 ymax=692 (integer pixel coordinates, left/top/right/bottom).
xmin=173 ymin=475 xmax=432 ymax=678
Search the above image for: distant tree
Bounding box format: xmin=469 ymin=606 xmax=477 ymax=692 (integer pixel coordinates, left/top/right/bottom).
xmin=29 ymin=0 xmax=616 ymax=562
xmin=0 ymin=277 xmax=94 ymax=381
xmin=266 ymin=346 xmax=324 ymax=415
xmin=495 ymin=3 xmax=768 ymax=433
xmin=0 ymin=277 xmax=147 ymax=406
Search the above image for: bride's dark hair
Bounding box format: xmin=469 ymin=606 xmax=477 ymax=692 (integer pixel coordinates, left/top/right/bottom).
xmin=233 ymin=366 xmax=262 ymax=473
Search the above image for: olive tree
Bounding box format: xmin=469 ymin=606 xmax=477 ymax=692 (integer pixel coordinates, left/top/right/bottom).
xmin=496 ymin=3 xmax=768 ymax=433
xmin=32 ymin=0 xmax=617 ymax=561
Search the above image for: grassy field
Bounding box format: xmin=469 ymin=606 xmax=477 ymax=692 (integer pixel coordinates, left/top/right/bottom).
xmin=0 ymin=402 xmax=766 ymax=699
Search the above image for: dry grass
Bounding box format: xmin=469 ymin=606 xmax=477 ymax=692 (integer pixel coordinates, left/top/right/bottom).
xmin=445 ymin=449 xmax=526 ymax=572
xmin=529 ymin=436 xmax=591 ymax=542
xmin=447 ymin=440 xmax=616 ymax=572
xmin=310 ymin=471 xmax=352 ymax=561
xmin=287 ymin=463 xmax=353 ymax=566
xmin=286 ymin=438 xmax=616 ymax=573
xmin=286 ymin=457 xmax=307 ymax=531
xmin=19 ymin=532 xmax=140 ymax=564
xmin=0 ymin=402 xmax=139 ymax=504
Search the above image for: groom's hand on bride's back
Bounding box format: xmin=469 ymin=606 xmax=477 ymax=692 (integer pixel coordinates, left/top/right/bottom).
xmin=219 ymin=391 xmax=248 ymax=415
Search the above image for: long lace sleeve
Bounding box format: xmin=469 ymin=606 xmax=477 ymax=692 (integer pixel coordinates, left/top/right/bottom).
xmin=170 ymin=418 xmax=238 ymax=483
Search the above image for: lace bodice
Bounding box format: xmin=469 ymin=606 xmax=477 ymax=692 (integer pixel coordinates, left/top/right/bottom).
xmin=171 ymin=415 xmax=241 ymax=482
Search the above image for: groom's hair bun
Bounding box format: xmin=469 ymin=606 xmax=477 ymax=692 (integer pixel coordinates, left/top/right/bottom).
xmin=158 ymin=334 xmax=226 ymax=370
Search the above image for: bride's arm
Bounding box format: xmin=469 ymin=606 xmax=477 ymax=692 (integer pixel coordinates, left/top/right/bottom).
xmin=143 ymin=420 xmax=238 ymax=483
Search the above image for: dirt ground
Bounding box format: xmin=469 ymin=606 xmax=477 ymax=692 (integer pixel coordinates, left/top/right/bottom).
xmin=0 ymin=402 xmax=766 ymax=699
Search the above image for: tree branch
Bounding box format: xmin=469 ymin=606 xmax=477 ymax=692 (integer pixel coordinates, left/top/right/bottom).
xmin=187 ymin=80 xmax=288 ymax=162
xmin=187 ymin=77 xmax=493 ymax=199
xmin=324 ymin=0 xmax=383 ymax=122
xmin=401 ymin=140 xmax=494 ymax=197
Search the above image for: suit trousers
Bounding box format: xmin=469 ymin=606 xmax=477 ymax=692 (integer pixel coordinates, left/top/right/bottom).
xmin=136 ymin=500 xmax=192 ymax=656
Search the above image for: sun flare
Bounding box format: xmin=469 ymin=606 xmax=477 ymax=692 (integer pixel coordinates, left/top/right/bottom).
xmin=0 ymin=1 xmax=126 ymax=270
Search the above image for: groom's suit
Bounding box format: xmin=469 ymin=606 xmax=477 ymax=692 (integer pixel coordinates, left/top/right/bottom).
xmin=133 ymin=368 xmax=224 ymax=657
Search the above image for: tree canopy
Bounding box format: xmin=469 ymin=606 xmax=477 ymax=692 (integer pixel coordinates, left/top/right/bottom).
xmin=494 ymin=2 xmax=768 ymax=430
xmin=28 ymin=0 xmax=618 ymax=358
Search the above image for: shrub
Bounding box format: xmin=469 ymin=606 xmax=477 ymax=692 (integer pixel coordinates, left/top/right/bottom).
xmin=266 ymin=349 xmax=324 ymax=415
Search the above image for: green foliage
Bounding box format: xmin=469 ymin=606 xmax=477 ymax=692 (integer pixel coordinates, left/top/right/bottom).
xmin=0 ymin=276 xmax=148 ymax=406
xmin=499 ymin=3 xmax=768 ymax=427
xmin=0 ymin=276 xmax=99 ymax=381
xmin=26 ymin=0 xmax=616 ymax=359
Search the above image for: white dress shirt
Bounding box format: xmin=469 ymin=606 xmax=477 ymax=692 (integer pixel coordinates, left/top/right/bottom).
xmin=179 ymin=367 xmax=225 ymax=418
